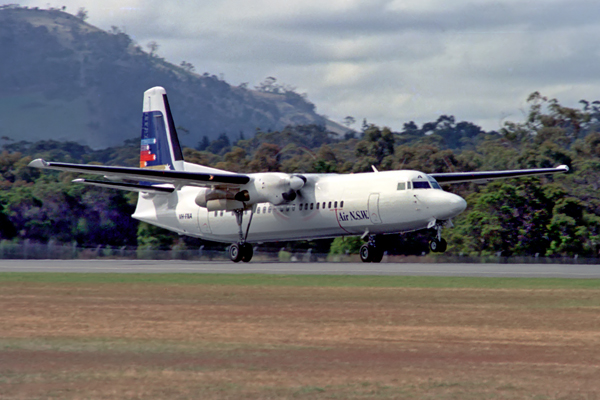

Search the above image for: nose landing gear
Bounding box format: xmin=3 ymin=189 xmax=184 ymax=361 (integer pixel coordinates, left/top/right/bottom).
xmin=429 ymin=222 xmax=448 ymax=253
xmin=429 ymin=238 xmax=447 ymax=253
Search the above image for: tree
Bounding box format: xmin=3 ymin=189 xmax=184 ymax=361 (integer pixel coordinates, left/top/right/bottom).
xmin=353 ymin=125 xmax=395 ymax=171
xmin=146 ymin=41 xmax=159 ymax=57
xmin=75 ymin=7 xmax=88 ymax=21
xmin=329 ymin=236 xmax=362 ymax=255
xmin=196 ymin=135 xmax=210 ymax=151
xmin=255 ymin=77 xmax=278 ymax=93
xmin=247 ymin=143 xmax=280 ymax=172
xmin=254 ymin=77 xmax=297 ymax=94
xmin=343 ymin=116 xmax=356 ymax=128
xmin=180 ymin=61 xmax=195 ymax=72
xmin=206 ymin=133 xmax=231 ymax=155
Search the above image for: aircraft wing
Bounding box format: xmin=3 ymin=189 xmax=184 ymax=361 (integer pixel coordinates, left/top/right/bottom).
xmin=28 ymin=159 xmax=250 ymax=187
xmin=430 ymin=165 xmax=569 ymax=184
xmin=72 ymin=179 xmax=175 ymax=193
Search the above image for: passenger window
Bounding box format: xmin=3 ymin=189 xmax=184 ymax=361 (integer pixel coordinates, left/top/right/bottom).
xmin=220 ymin=211 xmax=223 ymax=217
xmin=407 ymin=181 xmax=412 ymax=190
xmin=322 ymin=202 xmax=326 ymax=209
xmin=334 ymin=201 xmax=337 ymax=208
xmin=214 ymin=211 xmax=217 ymax=217
xmin=256 ymin=207 xmax=260 ymax=214
xmin=328 ymin=201 xmax=332 ymax=209
xmin=263 ymin=206 xmax=267 ymax=214
xmin=397 ymin=182 xmax=406 ymax=190
xmin=340 ymin=201 xmax=344 ymax=208
xmin=316 ymin=202 xmax=320 ymax=210
xmin=310 ymin=203 xmax=314 ymax=210
xmin=292 ymin=204 xmax=295 ymax=211
xmin=299 ymin=204 xmax=303 ymax=211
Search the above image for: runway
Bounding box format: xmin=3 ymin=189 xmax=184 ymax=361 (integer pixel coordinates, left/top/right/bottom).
xmin=0 ymin=259 xmax=599 ymax=278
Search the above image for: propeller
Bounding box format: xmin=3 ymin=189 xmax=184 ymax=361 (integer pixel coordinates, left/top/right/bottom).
xmin=282 ymin=175 xmax=306 ymax=202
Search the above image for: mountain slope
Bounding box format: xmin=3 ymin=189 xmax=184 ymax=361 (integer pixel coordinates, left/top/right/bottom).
xmin=0 ymin=6 xmax=335 ymax=148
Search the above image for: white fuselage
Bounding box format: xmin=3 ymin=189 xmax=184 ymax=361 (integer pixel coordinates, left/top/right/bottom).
xmin=132 ymin=170 xmax=467 ymax=243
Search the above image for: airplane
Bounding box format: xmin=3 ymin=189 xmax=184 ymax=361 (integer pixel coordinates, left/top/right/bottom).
xmin=28 ymin=86 xmax=569 ymax=263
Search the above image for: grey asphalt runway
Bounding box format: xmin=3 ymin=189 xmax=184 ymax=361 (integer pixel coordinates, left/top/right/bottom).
xmin=0 ymin=259 xmax=599 ymax=278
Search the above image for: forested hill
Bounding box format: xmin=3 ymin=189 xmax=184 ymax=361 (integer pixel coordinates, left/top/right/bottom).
xmin=0 ymin=6 xmax=337 ymax=148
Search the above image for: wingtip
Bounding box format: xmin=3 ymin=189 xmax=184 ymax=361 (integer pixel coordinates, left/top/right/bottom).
xmin=557 ymin=164 xmax=570 ymax=172
xmin=28 ymin=158 xmax=48 ymax=168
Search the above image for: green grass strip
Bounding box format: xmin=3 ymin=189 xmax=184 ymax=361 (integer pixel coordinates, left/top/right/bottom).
xmin=0 ymin=273 xmax=599 ymax=289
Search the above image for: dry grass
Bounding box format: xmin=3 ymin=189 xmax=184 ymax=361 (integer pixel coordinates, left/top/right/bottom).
xmin=1 ymin=280 xmax=599 ymax=399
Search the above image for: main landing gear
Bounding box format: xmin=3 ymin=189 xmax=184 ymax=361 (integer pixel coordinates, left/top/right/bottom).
xmin=229 ymin=242 xmax=253 ymax=263
xmin=429 ymin=222 xmax=448 ymax=253
xmin=360 ymin=235 xmax=384 ymax=263
xmin=229 ymin=208 xmax=254 ymax=263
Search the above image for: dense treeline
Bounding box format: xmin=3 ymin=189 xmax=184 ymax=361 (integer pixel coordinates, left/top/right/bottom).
xmin=1 ymin=93 xmax=599 ymax=257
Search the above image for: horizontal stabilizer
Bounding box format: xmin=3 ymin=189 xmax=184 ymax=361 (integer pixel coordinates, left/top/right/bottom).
xmin=28 ymin=159 xmax=250 ymax=187
xmin=430 ymin=165 xmax=569 ymax=184
xmin=72 ymin=179 xmax=174 ymax=194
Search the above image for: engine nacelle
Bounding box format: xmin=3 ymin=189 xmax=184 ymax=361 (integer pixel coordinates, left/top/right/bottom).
xmin=244 ymin=173 xmax=306 ymax=205
xmin=206 ymin=199 xmax=245 ymax=211
xmin=195 ymin=188 xmax=230 ymax=208
xmin=195 ymin=188 xmax=248 ymax=211
xmin=194 ymin=174 xmax=307 ymax=210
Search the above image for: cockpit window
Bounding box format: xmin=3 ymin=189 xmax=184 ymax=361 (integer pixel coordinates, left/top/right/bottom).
xmin=428 ymin=178 xmax=442 ymax=189
xmin=412 ymin=181 xmax=431 ymax=189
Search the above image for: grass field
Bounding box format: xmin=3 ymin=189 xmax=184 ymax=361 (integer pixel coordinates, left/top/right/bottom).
xmin=1 ymin=273 xmax=599 ymax=399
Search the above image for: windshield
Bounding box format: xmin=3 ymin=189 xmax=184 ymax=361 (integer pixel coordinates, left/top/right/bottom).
xmin=428 ymin=177 xmax=442 ymax=189
xmin=412 ymin=181 xmax=431 ymax=189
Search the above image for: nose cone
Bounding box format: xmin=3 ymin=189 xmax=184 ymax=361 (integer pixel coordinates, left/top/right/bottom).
xmin=428 ymin=192 xmax=467 ymax=220
xmin=448 ymin=194 xmax=467 ymax=217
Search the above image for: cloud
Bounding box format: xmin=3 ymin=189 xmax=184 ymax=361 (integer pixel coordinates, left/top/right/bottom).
xmin=18 ymin=0 xmax=600 ymax=132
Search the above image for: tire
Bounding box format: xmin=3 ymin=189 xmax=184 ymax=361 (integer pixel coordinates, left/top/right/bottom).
xmin=438 ymin=239 xmax=447 ymax=253
xmin=359 ymin=244 xmax=371 ymax=262
xmin=229 ymin=243 xmax=244 ymax=263
xmin=370 ymin=247 xmax=384 ymax=263
xmin=429 ymin=239 xmax=439 ymax=253
xmin=241 ymin=243 xmax=253 ymax=263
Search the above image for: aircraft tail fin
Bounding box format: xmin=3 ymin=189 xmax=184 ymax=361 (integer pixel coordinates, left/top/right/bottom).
xmin=139 ymin=87 xmax=184 ymax=171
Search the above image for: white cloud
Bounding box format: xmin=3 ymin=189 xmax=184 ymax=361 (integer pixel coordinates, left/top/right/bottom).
xmin=20 ymin=0 xmax=600 ymax=131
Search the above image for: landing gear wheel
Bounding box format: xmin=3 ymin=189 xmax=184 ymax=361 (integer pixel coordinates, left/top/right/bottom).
xmin=360 ymin=244 xmax=372 ymax=263
xmin=438 ymin=238 xmax=447 ymax=253
xmin=360 ymin=244 xmax=383 ymax=263
xmin=229 ymin=243 xmax=244 ymax=263
xmin=241 ymin=243 xmax=253 ymax=263
xmin=429 ymin=238 xmax=447 ymax=253
xmin=429 ymin=239 xmax=438 ymax=253
xmin=370 ymin=247 xmax=384 ymax=263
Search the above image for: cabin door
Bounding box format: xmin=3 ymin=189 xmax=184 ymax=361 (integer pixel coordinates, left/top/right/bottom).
xmin=198 ymin=208 xmax=212 ymax=234
xmin=368 ymin=193 xmax=382 ymax=224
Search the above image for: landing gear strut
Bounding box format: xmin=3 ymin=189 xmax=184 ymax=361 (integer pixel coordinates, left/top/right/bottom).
xmin=429 ymin=222 xmax=448 ymax=253
xmin=360 ymin=235 xmax=384 ymax=263
xmin=229 ymin=208 xmax=254 ymax=263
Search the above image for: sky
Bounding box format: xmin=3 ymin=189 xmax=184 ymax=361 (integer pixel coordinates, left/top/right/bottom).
xmin=20 ymin=0 xmax=600 ymax=132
